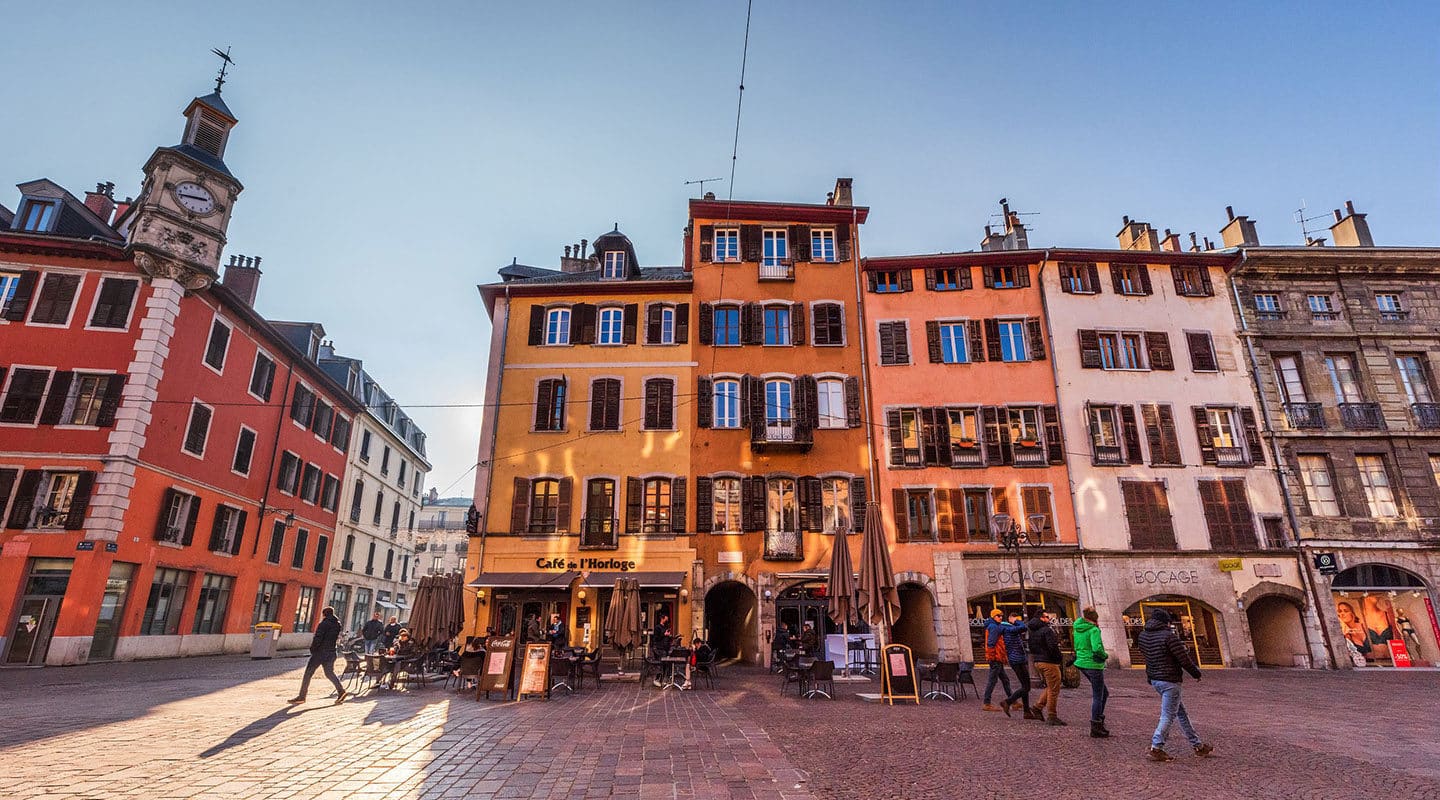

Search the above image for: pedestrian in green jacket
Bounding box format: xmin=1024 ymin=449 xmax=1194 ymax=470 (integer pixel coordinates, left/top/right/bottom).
xmin=1072 ymin=608 xmax=1111 ymax=738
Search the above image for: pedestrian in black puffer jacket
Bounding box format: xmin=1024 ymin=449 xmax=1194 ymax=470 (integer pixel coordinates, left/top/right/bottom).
xmin=1027 ymin=612 xmax=1066 ymax=725
xmin=1138 ymin=609 xmax=1211 ymax=762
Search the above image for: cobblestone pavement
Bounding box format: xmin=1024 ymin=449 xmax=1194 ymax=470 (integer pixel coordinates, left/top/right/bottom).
xmin=3 ymin=654 xmax=1438 ymax=800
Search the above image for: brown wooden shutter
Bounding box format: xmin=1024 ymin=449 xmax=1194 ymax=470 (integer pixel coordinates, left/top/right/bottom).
xmin=1026 ymin=319 xmax=1046 ymax=361
xmin=837 ymin=225 xmax=852 ymax=261
xmin=1145 ymin=331 xmax=1174 ymax=370
xmin=1193 ymin=406 xmax=1217 ymax=464
xmin=984 ymin=318 xmax=1003 ymax=362
xmin=63 ymin=471 xmax=94 ymax=530
xmin=1140 ymin=403 xmax=1163 ymax=465
xmin=1084 ymin=263 xmax=1099 ymax=292
xmin=1199 ymin=267 xmax=1214 ymax=296
xmin=510 ymin=477 xmax=531 ymax=534
xmin=646 ymin=304 xmax=662 ymax=344
xmin=1197 ymin=480 xmax=1225 ymax=546
xmin=798 ymin=376 xmax=818 ymax=432
xmin=182 ymin=495 xmax=201 ymax=545
xmin=865 ymin=271 xmax=878 ymax=292
xmin=149 ymin=487 xmax=177 ymax=539
xmin=699 ymin=226 xmax=714 ymax=262
xmin=568 ymin=303 xmax=586 ymax=343
xmin=670 ymin=478 xmax=687 ymax=533
xmin=845 ymin=377 xmax=862 ymax=428
xmin=606 ymin=381 xmax=621 ymax=430
xmin=659 ymin=379 xmax=675 ymax=430
xmin=1186 ymin=331 xmax=1218 ymax=372
xmin=878 ymin=322 xmax=895 ymax=364
xmin=893 ymin=322 xmax=910 ymax=364
xmin=697 ymin=377 xmax=713 ymax=428
xmin=924 ymin=321 xmax=943 ymax=363
xmin=0 ymin=470 xmax=15 ymax=526
xmin=2 ymin=271 xmax=37 ymax=321
xmin=1123 ymin=480 xmax=1177 ymax=550
xmin=39 ymin=371 xmax=74 ymax=425
xmin=1137 ymin=265 xmax=1153 ymax=294
xmin=966 ymin=320 xmax=985 ymax=362
xmin=932 ymin=407 xmax=953 ymax=466
xmin=746 ymin=375 xmax=764 ymax=430
xmin=886 ymin=408 xmax=904 ymax=467
xmin=743 ymin=476 xmax=766 ymax=532
xmin=643 ymin=380 xmax=660 ymax=430
xmin=554 ymin=478 xmax=572 ymax=534
xmin=695 ymin=477 xmax=713 ymax=533
xmin=739 ymin=375 xmax=753 ymax=427
xmin=898 ymin=269 xmax=913 ymax=292
xmin=980 ymin=406 xmax=1005 ymax=465
xmin=742 ymin=303 xmax=762 ymax=345
xmin=622 ymin=304 xmax=638 ymax=344
xmin=741 ymin=225 xmax=762 ymax=261
xmin=624 ymin=477 xmax=643 ymax=533
xmin=1042 ymin=405 xmax=1064 ymax=464
xmin=982 ymin=266 xmax=996 ymax=289
xmin=892 ymin=488 xmax=910 ymax=543
xmin=589 ymin=381 xmax=604 ymax=429
xmin=1015 ymin=265 xmax=1031 ymax=288
xmin=1239 ymin=407 xmax=1266 ymax=466
xmin=698 ymin=303 xmax=713 ymax=345
xmin=534 ymin=380 xmax=553 ymax=430
xmin=935 ymin=490 xmax=954 ymax=542
xmin=800 ymin=476 xmax=823 ymax=532
xmin=790 ymin=303 xmax=805 ymax=346
xmin=920 ymin=407 xmax=942 ymax=466
xmin=6 ymin=471 xmax=41 ymax=529
xmin=791 ymin=225 xmax=811 ymax=262
xmin=957 ymin=266 xmax=973 ymax=290
xmin=1109 ymin=264 xmax=1125 ymax=294
xmin=185 ymin=404 xmax=212 ymax=454
xmin=1157 ymin=404 xmax=1182 ymax=465
xmin=924 ymin=269 xmax=937 ymax=291
xmin=850 ymin=477 xmax=867 ymax=532
xmin=1120 ymin=405 xmax=1145 ymax=464
xmin=675 ymin=303 xmax=689 ymax=343
xmin=1171 ymin=266 xmax=1187 ymax=296
xmin=230 ymin=510 xmax=248 ymax=555
xmin=1077 ymin=329 xmax=1103 ymax=369
xmin=527 ymin=305 xmax=545 ymax=345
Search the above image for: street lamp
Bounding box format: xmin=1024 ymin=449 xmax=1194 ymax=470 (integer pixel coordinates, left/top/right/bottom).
xmin=990 ymin=512 xmax=1048 ymax=616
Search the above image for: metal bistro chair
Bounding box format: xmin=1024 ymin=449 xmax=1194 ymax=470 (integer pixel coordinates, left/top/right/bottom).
xmin=693 ymin=649 xmax=718 ymax=690
xmin=780 ymin=654 xmax=809 ymax=697
xmin=446 ymin=653 xmax=485 ymax=691
xmin=360 ymin=654 xmax=388 ymax=692
xmin=848 ymin=640 xmax=879 ymax=675
xmin=925 ymin=662 xmax=962 ymax=701
xmin=549 ymin=653 xmax=577 ymax=695
xmin=956 ymin=661 xmax=978 ymax=699
xmin=641 ymin=651 xmax=666 ymax=688
xmin=805 ymin=660 xmax=835 ymax=699
xmin=577 ymin=648 xmax=603 ymax=691
xmin=338 ymin=652 xmax=364 ymax=693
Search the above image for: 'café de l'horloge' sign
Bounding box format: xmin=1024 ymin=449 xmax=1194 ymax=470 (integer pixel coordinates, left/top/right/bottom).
xmin=536 ymin=557 xmax=638 ymax=572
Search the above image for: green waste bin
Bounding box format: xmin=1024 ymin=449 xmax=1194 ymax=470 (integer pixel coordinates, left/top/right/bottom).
xmin=251 ymin=622 xmax=282 ymax=659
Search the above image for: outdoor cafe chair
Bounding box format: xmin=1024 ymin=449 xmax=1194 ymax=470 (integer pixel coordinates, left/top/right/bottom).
xmin=926 ymin=662 xmax=962 ymax=701
xmin=693 ymin=650 xmax=717 ymax=690
xmin=780 ymin=654 xmax=809 ymax=697
xmin=955 ymin=661 xmax=978 ymax=699
xmin=577 ymin=649 xmax=603 ymax=690
xmin=641 ymin=652 xmax=666 ymax=688
xmin=805 ymin=660 xmax=835 ymax=699
xmin=446 ymin=653 xmax=485 ymax=691
xmin=360 ymin=654 xmax=387 ymax=692
xmin=339 ymin=652 xmax=364 ymax=692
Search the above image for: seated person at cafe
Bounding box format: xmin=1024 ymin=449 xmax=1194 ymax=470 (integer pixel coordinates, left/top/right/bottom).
xmin=382 ymin=629 xmax=420 ymax=685
xmin=452 ymin=637 xmax=486 ymax=687
xmin=798 ymin=622 xmax=819 ymax=654
xmin=773 ymin=624 xmax=792 ymax=652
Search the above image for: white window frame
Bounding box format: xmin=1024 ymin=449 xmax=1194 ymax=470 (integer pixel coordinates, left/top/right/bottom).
xmin=544 ymin=307 xmax=571 ymax=346
xmin=657 ymin=305 xmax=676 ymax=345
xmin=713 ymin=378 xmax=740 ymax=429
xmin=820 ymin=475 xmax=851 ymax=533
xmin=159 ymin=490 xmax=196 ymax=544
xmin=1274 ymin=355 xmax=1308 ymax=403
xmin=997 ymin=319 xmax=1029 ymax=362
xmin=602 ymin=251 xmax=625 ymax=279
xmin=248 ymin=349 xmax=276 ymax=402
xmin=946 ymin=407 xmax=980 ymax=447
xmin=710 ymin=475 xmax=742 ymax=533
xmin=60 ymin=372 xmax=111 ymax=428
xmin=1355 ymin=455 xmax=1399 ymax=518
xmin=1297 ymin=455 xmax=1341 ymax=517
xmin=766 ymin=476 xmax=798 ymax=533
xmin=1396 ymin=355 xmax=1434 ymax=404
xmin=811 ymin=228 xmax=836 ymax=262
xmin=1254 ymin=293 xmax=1281 ymax=315
xmin=764 ymin=378 xmax=794 ymax=425
xmin=1206 ymin=407 xmax=1239 ymax=448
xmin=202 ymin=313 xmax=233 ymax=376
xmin=1325 ymin=354 xmax=1363 ymax=402
xmin=1307 ymin=294 xmax=1336 ymax=313
xmin=34 ymin=472 xmax=79 ymax=529
xmin=714 ymin=229 xmax=740 ymax=262
xmin=181 ymin=399 xmax=213 ymax=459
xmin=816 ymin=378 xmax=846 ymax=429
xmin=597 ymin=307 xmax=624 ymax=346
xmin=211 ymin=504 xmax=243 ymax=554
xmin=762 ymin=229 xmax=788 ymax=268
xmin=0 ymin=270 xmax=22 ymax=321
xmin=1090 ymin=405 xmax=1121 ymax=447
xmin=938 ymin=321 xmax=968 ymax=364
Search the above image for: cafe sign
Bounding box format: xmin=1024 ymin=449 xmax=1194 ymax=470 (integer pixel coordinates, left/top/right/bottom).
xmin=535 ymin=557 xmax=637 ymax=571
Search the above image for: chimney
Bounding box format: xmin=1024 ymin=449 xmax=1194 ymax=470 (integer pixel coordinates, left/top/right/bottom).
xmin=560 ymin=239 xmax=591 ymax=273
xmin=703 ymin=191 xmax=716 ymax=200
xmin=222 ymin=253 xmax=263 ymax=306
xmin=1117 ymin=216 xmax=1161 ymax=251
xmin=1328 ymin=200 xmax=1374 ymax=247
xmin=1219 ymin=206 xmax=1259 ymax=247
xmin=1188 ymin=232 xmax=1202 ymax=253
xmin=1160 ymin=228 xmax=1182 ymax=252
xmin=84 ymin=181 xmax=116 ymax=225
xmin=829 ymin=177 xmax=853 ymax=207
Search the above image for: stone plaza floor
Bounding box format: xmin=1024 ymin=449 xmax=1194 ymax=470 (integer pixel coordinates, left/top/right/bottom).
xmin=3 ymin=653 xmax=1438 ymax=800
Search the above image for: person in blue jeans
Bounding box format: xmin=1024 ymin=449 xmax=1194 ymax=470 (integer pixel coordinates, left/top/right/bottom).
xmin=1137 ymin=608 xmax=1212 ymax=761
xmin=980 ymin=609 xmax=1014 ymax=712
xmin=999 ymin=610 xmax=1040 ymax=720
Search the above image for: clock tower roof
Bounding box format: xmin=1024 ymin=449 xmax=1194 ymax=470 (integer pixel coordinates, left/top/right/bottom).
xmin=184 ymin=91 xmax=237 ymax=125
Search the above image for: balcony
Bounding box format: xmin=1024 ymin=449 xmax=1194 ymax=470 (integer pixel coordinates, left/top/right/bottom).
xmin=1380 ymin=309 xmax=1410 ymax=322
xmin=581 ymin=516 xmax=619 ymax=549
xmin=1284 ymin=402 xmax=1325 ymax=430
xmin=764 ymin=529 xmax=803 ymax=561
xmin=758 ymin=261 xmax=795 ymax=280
xmin=1339 ymin=402 xmax=1385 ymax=431
xmin=751 ymin=419 xmax=812 ymax=453
xmin=1311 ymin=310 xmax=1341 ymax=322
xmin=1012 ymin=442 xmax=1048 ymax=467
xmin=1091 ymin=444 xmax=1126 ymax=466
xmin=950 ymin=443 xmax=985 ymax=468
xmin=340 ymin=560 xmax=354 ymax=571
xmin=1256 ymin=310 xmax=1287 ymax=321
xmin=416 ymin=519 xmax=468 ymax=531
xmin=1412 ymin=403 xmax=1440 ymax=430
xmin=1214 ymin=446 xmax=1250 ymax=467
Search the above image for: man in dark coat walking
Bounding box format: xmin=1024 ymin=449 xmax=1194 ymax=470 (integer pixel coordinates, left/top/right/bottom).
xmin=1139 ymin=608 xmax=1212 ymax=761
xmin=290 ymin=606 xmax=348 ymax=704
xmin=361 ymin=612 xmax=385 ymax=654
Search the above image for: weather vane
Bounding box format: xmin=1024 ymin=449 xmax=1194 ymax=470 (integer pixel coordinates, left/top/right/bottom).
xmin=212 ymin=46 xmax=236 ymax=93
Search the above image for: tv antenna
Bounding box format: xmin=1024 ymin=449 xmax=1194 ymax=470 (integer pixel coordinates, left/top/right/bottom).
xmin=684 ymin=177 xmax=725 ymax=197
xmin=211 ymin=47 xmax=236 ymax=93
xmin=1293 ymin=199 xmax=1330 ymax=244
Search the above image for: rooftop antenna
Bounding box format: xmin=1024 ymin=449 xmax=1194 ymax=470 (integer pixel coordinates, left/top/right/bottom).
xmin=684 ymin=177 xmax=725 ymax=198
xmin=1293 ymin=199 xmax=1330 ymax=244
xmin=211 ymin=46 xmax=235 ymax=93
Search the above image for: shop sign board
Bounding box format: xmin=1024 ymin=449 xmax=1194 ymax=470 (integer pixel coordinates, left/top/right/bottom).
xmin=1217 ymin=558 xmax=1242 ymax=573
xmin=1388 ymin=639 xmax=1412 ymax=668
xmin=880 ymin=643 xmax=919 ymax=705
xmin=1313 ymin=553 xmax=1339 ymax=575
xmin=518 ymin=643 xmax=552 ymax=698
xmin=477 ymin=635 xmax=515 ymax=699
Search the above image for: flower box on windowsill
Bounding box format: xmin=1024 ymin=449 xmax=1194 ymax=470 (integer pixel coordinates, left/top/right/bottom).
xmin=956 ymin=440 xmax=978 ymax=449
xmin=1016 ymin=439 xmax=1039 ymax=448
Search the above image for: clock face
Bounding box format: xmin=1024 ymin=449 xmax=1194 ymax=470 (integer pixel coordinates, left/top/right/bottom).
xmin=174 ymin=182 xmax=216 ymax=215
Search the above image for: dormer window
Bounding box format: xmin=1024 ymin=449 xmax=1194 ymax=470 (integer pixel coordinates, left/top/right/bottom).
xmin=16 ymin=199 xmax=58 ymax=232
xmin=307 ymin=331 xmax=321 ymax=361
xmin=602 ymin=251 xmax=626 ymax=279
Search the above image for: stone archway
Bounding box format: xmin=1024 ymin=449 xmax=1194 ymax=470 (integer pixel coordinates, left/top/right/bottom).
xmin=892 ymin=572 xmax=939 ymax=659
xmin=700 ymin=572 xmax=761 ymax=665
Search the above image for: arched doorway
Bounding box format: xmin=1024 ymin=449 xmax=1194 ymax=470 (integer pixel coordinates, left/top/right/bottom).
xmin=967 ymin=589 xmax=1078 ymax=659
xmin=1246 ymin=595 xmax=1307 ymax=667
xmin=1124 ymin=595 xmax=1224 ymax=667
xmin=893 ymin=583 xmax=938 ymax=659
xmin=775 ymin=581 xmax=837 ymax=656
xmin=1331 ymin=564 xmax=1435 ymax=668
xmin=704 ymin=581 xmax=759 ymax=663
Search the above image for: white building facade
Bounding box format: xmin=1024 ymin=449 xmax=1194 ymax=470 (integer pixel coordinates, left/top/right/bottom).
xmin=415 ymin=492 xmax=472 ymax=579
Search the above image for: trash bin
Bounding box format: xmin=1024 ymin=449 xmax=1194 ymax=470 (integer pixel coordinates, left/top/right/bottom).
xmin=251 ymin=622 xmax=282 ymax=659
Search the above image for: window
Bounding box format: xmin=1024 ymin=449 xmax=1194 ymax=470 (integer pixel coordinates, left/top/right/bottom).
xmin=0 ymin=271 xmax=22 ymax=317
xmin=208 ymin=505 xmax=244 ymax=553
xmin=997 ymin=320 xmax=1028 ymax=362
xmin=816 ymin=379 xmax=846 ymax=429
xmin=1204 ymin=407 xmax=1240 ymax=455
xmin=590 ymin=378 xmax=621 ymax=431
xmin=990 ymin=265 xmax=1021 ymax=289
xmin=381 ymin=446 xmax=391 ymax=475
xmin=398 ymin=460 xmax=408 ymax=489
xmin=359 ymin=430 xmax=372 ymax=461
xmin=1171 ymin=266 xmax=1212 ymax=297
xmin=17 ymin=199 xmax=58 ymax=232
xmin=643 ymin=378 xmax=675 ymax=430
xmin=1274 ymin=355 xmax=1308 ymax=403
xmin=821 ymin=477 xmax=851 ymax=533
xmin=373 ymin=490 xmax=384 ymax=525
xmin=0 ymin=368 xmax=50 ymax=424
xmin=545 ymin=307 xmax=571 ymax=345
xmin=290 ymin=385 xmax=315 ymax=427
xmin=1396 ymin=355 xmax=1434 ymax=404
xmin=888 ymin=408 xmax=921 ymax=467
xmin=528 ymin=479 xmax=560 ymax=534
xmin=252 ymin=580 xmax=283 ymax=625
xmin=310 ymin=400 xmax=333 ymax=440
xmin=242 ymin=352 xmax=275 ymax=400
xmin=203 ymin=318 xmax=231 ymax=371
xmin=1308 ymin=294 xmax=1339 ymax=320
xmin=762 ymin=229 xmax=788 ymax=268
xmin=1297 ymin=455 xmax=1341 ymax=516
xmin=647 ymin=304 xmax=677 ymax=345
xmin=321 ymin=475 xmax=339 ymax=512
xmin=157 ymin=490 xmax=198 ymax=544
xmin=1121 ymin=481 xmax=1177 ymax=550
xmin=1430 ymin=455 xmax=1440 ymax=490
xmin=713 ymin=379 xmax=740 ymax=428
xmin=642 ymin=478 xmax=671 ymax=533
xmin=276 ymin=451 xmax=300 ymax=494
xmin=811 ymin=228 xmax=836 ymax=262
xmin=947 ymin=408 xmax=980 ymax=456
xmin=597 ymin=307 xmax=624 ymax=345
xmin=905 ymin=490 xmax=936 ymax=542
xmin=182 ymin=401 xmax=212 ymax=457
xmin=873 ymin=270 xmax=905 ymax=293
xmin=1009 ymin=407 xmax=1041 ymax=444
xmin=1186 ymin=332 xmax=1218 ymax=372
xmin=141 ymin=568 xmax=190 ymax=636
xmin=294 ymin=587 xmax=319 ymax=633
xmin=938 ymin=322 xmax=968 ymax=364
xmin=1021 ymin=486 xmax=1055 ymax=540
xmin=713 ymin=306 xmax=740 ymax=346
xmin=364 ymin=541 xmax=376 ymax=575
xmin=1111 ymin=264 xmax=1149 ymax=295
xmin=349 ymin=480 xmax=364 ymax=523
xmin=29 ymin=472 xmax=81 ymax=529
xmin=1376 ymin=293 xmax=1406 ymax=321
xmin=534 ymin=378 xmax=566 ymax=432
xmin=714 ymin=229 xmax=739 ymax=262
xmin=930 ymin=267 xmax=963 ymax=291
xmin=300 ymin=464 xmax=322 ymax=504
xmin=766 ymin=478 xmax=797 ymax=532
xmin=1090 ymin=404 xmax=1121 ymax=457
xmin=89 ymin=278 xmax=138 ymax=329
xmin=764 ymin=379 xmax=793 ymax=426
xmin=1059 ymin=262 xmax=1098 ymax=294
xmin=1095 ymin=332 xmax=1143 ymax=370
xmin=711 ymin=477 xmax=741 ymax=532
xmin=291 ymin=528 xmax=310 ymax=569
xmin=1197 ymin=478 xmax=1258 ymax=549
xmin=431 ymin=556 xmax=444 ymax=574
xmin=602 ymin=251 xmax=625 ymax=279
xmin=1355 ymin=455 xmax=1399 ymax=517
xmin=64 ymin=374 xmax=108 ymax=426
xmin=878 ymin=321 xmax=910 ymax=365
xmin=812 ymin=303 xmax=844 ymax=345
xmin=1254 ymin=293 xmax=1283 ymax=319
xmin=28 ymin=273 xmax=81 ymax=326
xmin=192 ymin=573 xmax=234 ymax=635
xmin=763 ymin=305 xmax=791 ymax=346
xmin=1325 ymin=354 xmax=1364 ymax=402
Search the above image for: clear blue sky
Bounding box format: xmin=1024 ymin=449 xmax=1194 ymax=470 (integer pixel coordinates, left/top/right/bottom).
xmin=4 ymin=2 xmax=1437 ymax=493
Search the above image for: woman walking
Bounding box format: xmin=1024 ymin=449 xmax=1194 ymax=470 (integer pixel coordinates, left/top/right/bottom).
xmin=1073 ymin=607 xmax=1110 ymax=738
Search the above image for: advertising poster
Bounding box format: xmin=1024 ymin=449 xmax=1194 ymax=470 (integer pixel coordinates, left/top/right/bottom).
xmin=1333 ymin=591 xmax=1436 ymax=668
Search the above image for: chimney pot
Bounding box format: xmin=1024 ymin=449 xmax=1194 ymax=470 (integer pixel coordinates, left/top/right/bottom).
xmin=221 ymin=252 xmax=262 ymax=306
xmin=564 ymin=245 xmax=571 ymax=258
xmin=1334 ymin=209 xmax=1343 ymax=222
xmin=703 ymin=191 xmax=715 ymax=200
xmin=581 ymin=239 xmax=588 ymax=255
xmin=252 ymin=256 xmax=261 ymax=268
xmin=1328 ymin=201 xmax=1374 ymax=247
xmin=1122 ymin=215 xmax=1130 ymax=225
xmin=1346 ymin=200 xmax=1356 ymax=215
xmin=1226 ymin=206 xmax=1235 ymax=220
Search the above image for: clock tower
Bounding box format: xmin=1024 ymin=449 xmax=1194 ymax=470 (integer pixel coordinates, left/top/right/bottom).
xmin=126 ymin=90 xmax=243 ymax=290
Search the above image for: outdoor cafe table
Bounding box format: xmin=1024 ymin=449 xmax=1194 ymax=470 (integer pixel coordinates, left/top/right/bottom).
xmin=660 ymin=655 xmax=690 ymax=689
xmin=551 ymin=652 xmax=581 ymax=694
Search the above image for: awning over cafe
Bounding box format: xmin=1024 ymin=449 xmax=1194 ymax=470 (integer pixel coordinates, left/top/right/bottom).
xmin=376 ymin=601 xmax=399 ymax=610
xmin=467 ymin=571 xmax=578 ymax=589
xmin=582 ymin=571 xmax=686 ymax=589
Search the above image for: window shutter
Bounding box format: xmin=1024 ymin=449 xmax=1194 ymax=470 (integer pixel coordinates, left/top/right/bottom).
xmin=984 ymin=318 xmax=1003 ymax=362
xmin=746 ymin=375 xmax=764 ymax=431
xmin=589 ymin=381 xmax=605 ymax=430
xmin=1015 ymin=265 xmax=1031 ymax=288
xmin=625 ymin=477 xmax=643 ymax=533
xmin=150 ymin=488 xmax=178 ymax=540
xmin=741 ymin=225 xmax=762 ymax=261
xmin=1145 ymin=331 xmax=1174 ymax=370
xmin=7 ymin=471 xmax=43 ymax=529
xmin=670 ymin=478 xmax=687 ymax=533
xmin=1109 ymin=264 xmax=1125 ymax=294
xmin=799 ymin=375 xmax=819 ymax=432
xmin=646 ymin=304 xmax=662 ymax=344
xmin=924 ymin=269 xmax=937 ymax=291
xmin=892 ymin=322 xmax=910 ymax=364
xmin=63 ymin=471 xmax=94 ymax=530
xmin=742 ymin=303 xmax=762 ymax=345
xmin=742 ymin=476 xmax=766 ymax=532
xmin=920 ymin=407 xmax=941 ymax=466
xmin=510 ymin=477 xmax=531 ymax=534
xmin=844 ymin=376 xmax=862 ymax=428
xmin=790 ymin=225 xmax=810 ymax=262
xmin=209 ymin=506 xmax=228 ymax=551
xmin=3 ymin=271 xmax=38 ymax=321
xmin=1084 ymin=263 xmax=1099 ymax=292
xmin=1077 ymin=329 xmax=1103 ymax=369
xmin=606 ymin=380 xmax=621 ymax=430
xmin=836 ymin=224 xmax=852 ymax=261
xmin=967 ymin=320 xmax=986 ymax=362
xmin=1123 ymin=481 xmax=1177 ymax=550
xmin=182 ymin=495 xmax=200 ymax=546
xmin=698 ymin=303 xmax=714 ymax=345
xmin=850 ymin=477 xmax=867 ymax=532
xmin=957 ymin=266 xmax=973 ymax=290
xmin=534 ymin=380 xmax=554 ymax=430
xmin=39 ymin=371 xmax=74 ymax=425
xmin=231 ymin=510 xmax=248 ymax=555
xmin=1120 ymin=405 xmax=1144 ymax=464
xmin=675 ymin=303 xmax=689 ymax=343
xmin=697 ymin=377 xmax=713 ymax=428
xmin=1042 ymin=405 xmax=1064 ymax=464
xmin=925 ymin=321 xmax=943 ymax=363
xmin=556 ymin=477 xmax=573 ymax=534
xmin=1239 ymin=407 xmax=1266 ymax=466
xmin=898 ymin=269 xmax=913 ymax=292
xmin=1186 ymin=331 xmax=1218 ymax=372
xmin=800 ymin=476 xmax=823 ymax=532
xmin=695 ymin=477 xmax=713 ymax=533
xmin=0 ymin=470 xmax=15 ymax=525
xmin=878 ymin=322 xmax=897 ymax=365
xmin=1157 ymin=404 xmax=1183 ymax=465
xmin=1140 ymin=404 xmax=1164 ymax=465
xmin=1193 ymin=406 xmax=1217 ymax=465
xmin=699 ymin=226 xmax=714 ymax=262
xmin=528 ymin=306 xmax=544 ymax=345
xmin=185 ymin=404 xmax=212 ymax=454
xmin=982 ymin=266 xmax=995 ymax=289
xmin=790 ymin=303 xmax=805 ymax=346
xmin=935 ymin=489 xmax=954 ymax=542
xmin=739 ymin=375 xmax=753 ymax=427
xmin=1026 ymin=319 xmax=1046 ymax=361
xmin=574 ymin=304 xmax=594 ymax=344
xmin=622 ymin=304 xmax=638 ymax=344
xmin=892 ymin=488 xmax=910 ymax=543
xmin=1137 ymin=266 xmax=1153 ymax=294
xmin=643 ymin=380 xmax=660 ymax=430
xmin=1171 ymin=266 xmax=1187 ymax=296
xmin=980 ymin=406 xmax=1005 ymax=465
xmin=931 ymin=406 xmax=953 ymax=466
xmin=1197 ymin=480 xmax=1224 ymax=546
xmin=886 ymin=408 xmax=904 ymax=467
xmin=659 ymin=379 xmax=675 ymax=430
xmin=1199 ymin=267 xmax=1214 ymax=296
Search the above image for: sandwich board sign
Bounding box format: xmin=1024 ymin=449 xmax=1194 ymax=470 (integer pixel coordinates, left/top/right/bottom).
xmin=880 ymin=643 xmax=920 ymax=705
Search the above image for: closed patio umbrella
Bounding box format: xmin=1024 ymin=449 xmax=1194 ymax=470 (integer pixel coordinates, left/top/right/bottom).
xmin=856 ymin=501 xmax=899 ymax=642
xmin=603 ymin=577 xmax=641 ymax=674
xmin=827 ymin=528 xmax=857 ymax=674
xmin=445 ymin=573 xmax=465 ymax=646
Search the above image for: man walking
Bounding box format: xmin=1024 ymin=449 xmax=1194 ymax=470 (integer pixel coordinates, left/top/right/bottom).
xmin=361 ymin=612 xmax=385 ymax=654
xmin=289 ymin=606 xmax=347 ymax=705
xmin=1139 ymin=608 xmax=1212 ymax=761
xmin=1028 ymin=610 xmax=1066 ymax=726
xmin=980 ymin=609 xmax=1014 ymax=712
xmin=1000 ymin=610 xmax=1040 ymax=720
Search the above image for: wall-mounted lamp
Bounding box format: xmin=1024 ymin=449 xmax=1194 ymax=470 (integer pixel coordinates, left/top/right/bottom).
xmin=679 ymin=588 xmax=689 ymax=604
xmin=476 ymin=588 xmax=486 ymax=604
xmin=763 ymin=589 xmax=773 ymax=600
xmin=577 ymin=589 xmax=588 ymax=606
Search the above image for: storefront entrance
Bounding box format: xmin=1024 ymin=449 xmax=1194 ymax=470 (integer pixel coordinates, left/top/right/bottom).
xmin=776 ymin=581 xmax=838 ymax=655
xmin=893 ymin=583 xmax=938 ymax=659
xmin=88 ymin=562 xmax=136 ymax=662
xmin=491 ymin=592 xmax=569 ymax=645
xmin=5 ymin=558 xmax=74 ymax=666
xmin=1331 ymin=564 xmax=1436 ymax=668
xmin=967 ymin=589 xmax=1077 ymax=659
xmin=704 ymin=581 xmax=759 ymax=662
xmin=1124 ymin=596 xmax=1224 ymax=667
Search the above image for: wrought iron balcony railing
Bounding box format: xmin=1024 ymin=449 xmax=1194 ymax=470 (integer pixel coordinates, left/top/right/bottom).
xmin=1339 ymin=402 xmax=1385 ymax=431
xmin=580 ymin=516 xmax=618 ymax=550
xmin=764 ymin=529 xmax=803 ymax=561
xmin=1284 ymin=402 xmax=1325 ymax=430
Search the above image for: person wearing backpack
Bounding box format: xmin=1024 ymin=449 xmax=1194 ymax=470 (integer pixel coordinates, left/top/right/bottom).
xmin=1072 ymin=606 xmax=1110 ymax=738
xmin=981 ymin=608 xmax=1014 ymax=712
xmin=999 ymin=610 xmax=1040 ymax=720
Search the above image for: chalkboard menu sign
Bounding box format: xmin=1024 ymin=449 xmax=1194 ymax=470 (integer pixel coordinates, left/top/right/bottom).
xmin=881 ymin=643 xmax=919 ymax=705
xmin=518 ymin=643 xmax=552 ymax=699
xmin=477 ymin=635 xmax=515 ymax=700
